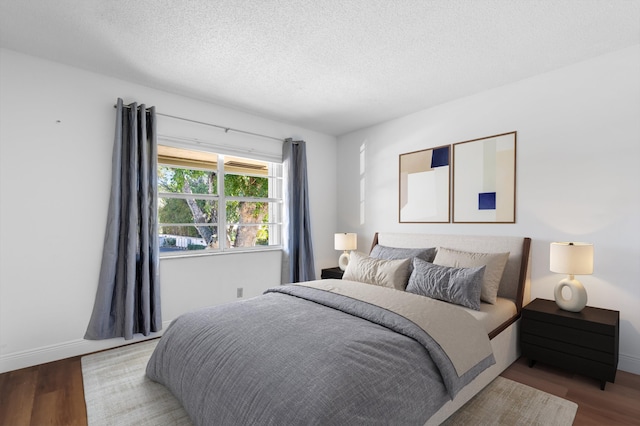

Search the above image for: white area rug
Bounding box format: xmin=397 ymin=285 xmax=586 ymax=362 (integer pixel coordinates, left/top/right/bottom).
xmin=82 ymin=340 xmax=577 ymax=426
xmin=442 ymin=376 xmax=578 ymax=425
xmin=81 ymin=340 xmax=190 ymax=426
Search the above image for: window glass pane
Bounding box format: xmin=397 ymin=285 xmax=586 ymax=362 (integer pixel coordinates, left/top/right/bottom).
xmin=227 ymin=224 xmax=275 ymax=249
xmin=225 ymin=201 xmax=272 ymax=225
xmin=224 ymin=156 xmax=269 ymax=176
xmin=225 ymin=201 xmax=280 ymax=248
xmin=159 ymin=197 xmax=219 ymax=245
xmin=159 ymin=166 xmax=217 ymax=195
xmin=159 ymin=225 xmax=217 ymax=253
xmin=224 ymin=174 xmax=269 ymax=197
xmin=158 ymin=145 xmax=218 ymax=170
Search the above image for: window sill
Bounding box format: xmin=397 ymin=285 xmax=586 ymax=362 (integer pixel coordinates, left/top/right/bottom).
xmin=159 ymin=246 xmax=282 ymax=260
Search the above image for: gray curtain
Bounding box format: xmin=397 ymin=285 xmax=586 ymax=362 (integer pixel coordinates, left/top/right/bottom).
xmin=85 ymin=98 xmax=161 ymax=340
xmin=281 ymin=139 xmax=316 ymax=283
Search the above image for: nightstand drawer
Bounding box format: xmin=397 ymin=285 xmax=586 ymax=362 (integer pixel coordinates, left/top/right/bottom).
xmin=521 ymin=333 xmax=615 ymax=364
xmin=521 ymin=343 xmax=617 ymax=383
xmin=522 ymin=318 xmax=615 ymax=353
xmin=521 ymin=299 xmax=618 ymax=336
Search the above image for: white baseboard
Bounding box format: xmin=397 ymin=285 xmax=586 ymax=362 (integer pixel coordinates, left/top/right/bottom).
xmin=618 ymin=353 xmax=640 ymax=375
xmin=0 ymin=321 xmax=171 ymax=374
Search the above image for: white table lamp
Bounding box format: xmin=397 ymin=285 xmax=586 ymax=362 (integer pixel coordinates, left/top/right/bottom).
xmin=335 ymin=233 xmax=357 ymax=271
xmin=550 ymin=242 xmax=593 ymax=312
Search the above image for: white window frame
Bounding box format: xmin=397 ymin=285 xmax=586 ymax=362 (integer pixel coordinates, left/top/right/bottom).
xmin=158 ymin=144 xmax=283 ymax=258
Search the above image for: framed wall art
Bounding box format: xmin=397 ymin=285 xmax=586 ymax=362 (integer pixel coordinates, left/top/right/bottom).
xmin=452 ymin=131 xmax=516 ymax=223
xmin=399 ymin=144 xmax=450 ymax=223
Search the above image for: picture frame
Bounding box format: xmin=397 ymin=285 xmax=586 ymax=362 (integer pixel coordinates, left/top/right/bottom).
xmin=452 ymin=131 xmax=516 ymax=223
xmin=399 ymin=144 xmax=451 ymax=223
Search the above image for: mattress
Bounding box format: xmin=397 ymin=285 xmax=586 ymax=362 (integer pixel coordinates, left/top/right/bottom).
xmin=462 ymin=297 xmax=518 ymax=334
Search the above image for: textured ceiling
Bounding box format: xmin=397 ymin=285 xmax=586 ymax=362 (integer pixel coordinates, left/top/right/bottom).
xmin=1 ymin=0 xmax=639 ymax=136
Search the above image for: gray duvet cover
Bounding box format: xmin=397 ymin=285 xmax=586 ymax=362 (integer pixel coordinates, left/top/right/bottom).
xmin=146 ymin=281 xmax=495 ymax=425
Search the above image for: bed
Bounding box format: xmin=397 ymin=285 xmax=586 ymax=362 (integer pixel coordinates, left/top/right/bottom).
xmin=146 ymin=232 xmax=531 ymax=425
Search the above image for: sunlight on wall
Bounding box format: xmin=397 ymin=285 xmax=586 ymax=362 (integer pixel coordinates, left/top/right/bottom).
xmin=360 ymin=141 xmax=366 ymax=225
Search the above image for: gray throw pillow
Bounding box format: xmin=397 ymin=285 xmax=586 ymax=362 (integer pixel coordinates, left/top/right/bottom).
xmin=406 ymin=258 xmax=485 ymax=310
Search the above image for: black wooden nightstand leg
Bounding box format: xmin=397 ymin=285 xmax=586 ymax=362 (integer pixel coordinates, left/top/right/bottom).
xmin=528 ymin=359 xmax=536 ymax=368
xmin=600 ymin=381 xmax=606 ymax=391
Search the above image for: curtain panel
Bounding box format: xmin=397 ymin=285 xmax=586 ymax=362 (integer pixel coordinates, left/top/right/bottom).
xmin=281 ymin=139 xmax=316 ymax=283
xmin=85 ymin=98 xmax=161 ymax=340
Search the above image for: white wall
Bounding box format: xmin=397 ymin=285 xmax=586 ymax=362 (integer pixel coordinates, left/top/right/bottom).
xmin=0 ymin=48 xmax=338 ymax=372
xmin=337 ymin=45 xmax=640 ymax=374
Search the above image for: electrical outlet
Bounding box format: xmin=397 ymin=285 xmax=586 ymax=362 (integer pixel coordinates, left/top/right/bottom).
xmin=237 ymin=287 xmax=243 ymax=298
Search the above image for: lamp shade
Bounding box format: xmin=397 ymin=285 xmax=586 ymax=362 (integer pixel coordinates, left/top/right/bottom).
xmin=334 ymin=233 xmax=357 ymax=251
xmin=550 ymin=242 xmax=593 ymax=275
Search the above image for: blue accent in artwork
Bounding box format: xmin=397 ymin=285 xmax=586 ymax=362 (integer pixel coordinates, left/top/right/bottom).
xmin=479 ymin=192 xmax=496 ymax=210
xmin=431 ymin=146 xmax=449 ymax=168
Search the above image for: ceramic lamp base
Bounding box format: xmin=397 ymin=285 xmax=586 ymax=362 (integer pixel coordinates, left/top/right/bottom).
xmin=554 ymin=277 xmax=587 ymax=312
xmin=338 ymin=251 xmax=351 ymax=271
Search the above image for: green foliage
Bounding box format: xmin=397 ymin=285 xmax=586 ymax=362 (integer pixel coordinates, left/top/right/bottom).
xmin=256 ymin=226 xmax=269 ymax=245
xmin=224 ymin=175 xmax=267 ymax=197
xmin=159 ymin=167 xmax=217 ymax=194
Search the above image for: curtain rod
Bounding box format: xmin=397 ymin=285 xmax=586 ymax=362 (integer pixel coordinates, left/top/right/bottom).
xmin=115 ymin=104 xmax=285 ymax=143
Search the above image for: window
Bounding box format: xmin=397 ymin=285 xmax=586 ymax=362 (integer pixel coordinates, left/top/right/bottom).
xmin=157 ymin=144 xmax=282 ymax=256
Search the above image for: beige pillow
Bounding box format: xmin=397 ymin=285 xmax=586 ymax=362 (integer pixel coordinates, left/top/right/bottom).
xmin=433 ymin=247 xmax=509 ymax=304
xmin=343 ymin=251 xmax=411 ymax=290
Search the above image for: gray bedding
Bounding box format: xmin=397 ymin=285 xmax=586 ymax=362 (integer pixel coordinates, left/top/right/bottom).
xmin=146 ymin=281 xmax=495 ymax=425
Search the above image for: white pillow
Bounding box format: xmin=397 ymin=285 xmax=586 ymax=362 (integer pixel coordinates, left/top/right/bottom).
xmin=433 ymin=247 xmax=509 ymax=304
xmin=343 ymin=251 xmax=411 ymax=290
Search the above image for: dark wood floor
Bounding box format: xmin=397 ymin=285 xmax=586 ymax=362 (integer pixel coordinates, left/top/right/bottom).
xmin=502 ymin=357 xmax=640 ymax=425
xmin=0 ymin=356 xmax=87 ymax=426
xmin=1 ymin=351 xmax=639 ymax=425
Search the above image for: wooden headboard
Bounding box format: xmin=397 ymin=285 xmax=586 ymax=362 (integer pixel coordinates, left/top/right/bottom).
xmin=370 ymin=233 xmax=532 ymax=338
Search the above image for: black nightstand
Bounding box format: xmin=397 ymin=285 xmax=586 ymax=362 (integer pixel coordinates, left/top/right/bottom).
xmin=321 ymin=267 xmax=344 ymax=279
xmin=521 ymin=298 xmax=619 ymax=390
